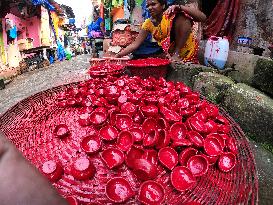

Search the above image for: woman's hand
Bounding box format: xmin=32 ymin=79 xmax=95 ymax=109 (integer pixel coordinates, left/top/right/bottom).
xmin=164 ymin=5 xmax=182 ymax=17
xmin=115 ymin=53 xmax=121 ymax=58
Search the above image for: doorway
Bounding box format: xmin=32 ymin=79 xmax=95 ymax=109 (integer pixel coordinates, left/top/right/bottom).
xmin=201 ymin=0 xmax=218 ymax=18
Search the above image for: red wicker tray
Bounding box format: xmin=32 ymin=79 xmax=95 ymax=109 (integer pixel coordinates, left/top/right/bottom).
xmin=0 ymin=82 xmax=258 ymax=205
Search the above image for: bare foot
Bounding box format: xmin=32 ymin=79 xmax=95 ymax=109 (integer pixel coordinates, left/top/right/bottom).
xmin=0 ymin=132 xmax=68 ymax=205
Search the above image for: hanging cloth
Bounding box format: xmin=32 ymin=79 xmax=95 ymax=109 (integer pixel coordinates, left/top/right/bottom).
xmin=204 ymin=0 xmax=240 ymax=39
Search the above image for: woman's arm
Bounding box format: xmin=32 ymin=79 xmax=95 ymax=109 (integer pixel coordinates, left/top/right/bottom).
xmin=181 ymin=4 xmax=207 ymax=22
xmin=116 ymin=29 xmax=149 ymax=57
xmin=165 ymin=4 xmax=207 ymax=23
xmin=172 ymin=15 xmax=192 ymax=59
xmin=100 ymin=21 xmax=106 ymax=35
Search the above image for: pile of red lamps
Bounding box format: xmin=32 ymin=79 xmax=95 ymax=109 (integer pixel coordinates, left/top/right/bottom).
xmin=44 ymin=75 xmax=238 ymax=204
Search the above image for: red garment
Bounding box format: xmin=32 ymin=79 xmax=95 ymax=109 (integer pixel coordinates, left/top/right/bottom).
xmin=204 ymin=0 xmax=240 ymax=40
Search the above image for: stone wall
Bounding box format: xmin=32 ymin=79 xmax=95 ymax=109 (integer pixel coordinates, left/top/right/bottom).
xmin=232 ymin=0 xmax=273 ymax=56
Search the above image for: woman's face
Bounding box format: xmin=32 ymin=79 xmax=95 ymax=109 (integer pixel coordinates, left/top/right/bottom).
xmin=93 ymin=12 xmax=99 ymax=20
xmin=146 ymin=0 xmax=164 ymax=18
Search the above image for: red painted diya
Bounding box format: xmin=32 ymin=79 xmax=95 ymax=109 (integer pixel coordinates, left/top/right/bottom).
xmin=54 ymin=124 xmax=70 ymax=138
xmin=133 ymin=159 xmax=157 ymax=181
xmin=89 ymin=111 xmax=107 ymax=125
xmin=80 ymin=135 xmax=102 ymax=154
xmin=105 ymin=177 xmax=135 ymax=203
xmin=179 ymin=148 xmax=199 ymax=166
xmin=65 ymin=196 xmax=79 ymax=205
xmin=187 ymin=155 xmax=209 ymax=177
xmin=203 ymin=137 xmax=223 ymax=156
xmin=126 ymin=145 xmax=145 ymax=168
xmin=171 ymin=166 xmax=196 ymax=192
xmin=70 ymin=157 xmax=96 ymax=180
xmin=115 ymin=114 xmax=133 ymax=130
xmin=78 ymin=113 xmax=91 ymax=127
xmin=218 ymin=152 xmax=236 ymax=172
xmin=169 ymin=122 xmax=187 ymax=142
xmin=101 ymin=148 xmax=125 ymax=169
xmin=187 ymin=131 xmax=204 ymax=147
xmin=99 ymin=125 xmax=119 ymax=141
xmin=42 ymin=160 xmax=63 ymax=182
xmin=129 ymin=127 xmax=144 ymax=142
xmin=138 ymin=181 xmax=165 ymax=205
xmin=158 ymin=147 xmax=178 ymax=170
xmin=116 ymin=131 xmax=134 ymax=151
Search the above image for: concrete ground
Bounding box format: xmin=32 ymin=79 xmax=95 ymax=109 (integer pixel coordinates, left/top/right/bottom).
xmin=0 ymin=54 xmax=272 ymax=204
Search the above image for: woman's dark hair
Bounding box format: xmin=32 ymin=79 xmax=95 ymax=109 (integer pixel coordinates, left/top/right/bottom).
xmin=93 ymin=8 xmax=100 ymax=16
xmin=156 ymin=0 xmax=168 ymax=9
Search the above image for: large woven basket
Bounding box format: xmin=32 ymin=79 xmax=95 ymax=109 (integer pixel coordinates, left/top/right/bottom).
xmin=0 ymin=83 xmax=258 ymax=205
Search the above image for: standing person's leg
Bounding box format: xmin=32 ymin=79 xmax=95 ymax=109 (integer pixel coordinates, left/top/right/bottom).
xmin=0 ymin=132 xmax=68 ymax=205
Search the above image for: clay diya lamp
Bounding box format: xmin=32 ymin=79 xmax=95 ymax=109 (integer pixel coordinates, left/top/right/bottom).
xmin=215 ymin=115 xmax=229 ymax=125
xmin=177 ymin=98 xmax=190 ymax=110
xmin=70 ymin=157 xmax=96 ymax=180
xmin=116 ymin=131 xmax=134 ymax=152
xmin=171 ymin=166 xmax=196 ymax=191
xmin=217 ymin=124 xmax=230 ymax=134
xmin=205 ymin=120 xmax=218 ymax=134
xmin=67 ymin=98 xmax=77 ymax=107
xmin=115 ymin=114 xmax=133 ymax=130
xmin=143 ymin=130 xmax=159 ymax=147
xmin=201 ymin=153 xmax=218 ymax=165
xmin=179 ymin=148 xmax=199 ymax=166
xmin=169 ymin=122 xmax=187 ymax=142
xmin=133 ymin=109 xmax=145 ymax=124
xmin=57 ymin=100 xmax=67 ymax=107
xmin=156 ymin=129 xmax=170 ymax=150
xmin=187 ymin=155 xmax=209 ymax=177
xmin=142 ymin=149 xmax=158 ymax=165
xmin=78 ymin=113 xmax=91 ymax=127
xmin=65 ymin=196 xmax=79 ymax=205
xmin=203 ymin=104 xmax=219 ymax=118
xmin=187 ymin=131 xmax=204 ymax=147
xmin=80 ymin=135 xmax=102 ymax=154
xmin=158 ymin=147 xmax=178 ymax=170
xmin=138 ymin=181 xmax=165 ymax=205
xmin=101 ymin=148 xmax=125 ymax=169
xmin=203 ymin=137 xmax=223 ymax=156
xmin=160 ymin=106 xmax=182 ymax=122
xmin=172 ymin=138 xmax=193 ymax=148
xmin=121 ymin=102 xmax=137 ymax=116
xmin=157 ymin=118 xmax=169 ymax=130
xmin=126 ymin=146 xmax=145 ymax=169
xmin=79 ymin=106 xmax=93 ymax=114
xmin=192 ymin=111 xmax=208 ymax=122
xmin=109 ymin=109 xmax=118 ymax=125
xmin=105 ymin=177 xmax=135 ymax=203
xmin=207 ymin=133 xmax=225 ymax=149
xmin=141 ymin=105 xmax=159 ymax=117
xmin=99 ymin=125 xmax=119 ymax=141
xmin=42 ymin=160 xmax=63 ymax=182
xmin=129 ymin=127 xmax=144 ymax=142
xmin=226 ymin=137 xmax=238 ymax=154
xmin=142 ymin=118 xmax=158 ymax=134
xmin=218 ymin=152 xmax=236 ymax=172
xmin=54 ymin=124 xmax=70 ymax=139
xmin=185 ymin=92 xmax=200 ymax=105
xmin=118 ymin=94 xmax=128 ymax=105
xmin=132 ymin=159 xmax=157 ymax=181
xmin=89 ymin=110 xmax=107 ymax=125
xmin=188 ymin=117 xmax=207 ymax=134
xmin=180 ymin=106 xmax=196 ymax=118
xmin=105 ymin=85 xmax=119 ymax=98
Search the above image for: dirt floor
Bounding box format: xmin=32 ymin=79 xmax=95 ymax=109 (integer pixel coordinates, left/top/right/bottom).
xmin=0 ymin=54 xmax=272 ymax=204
